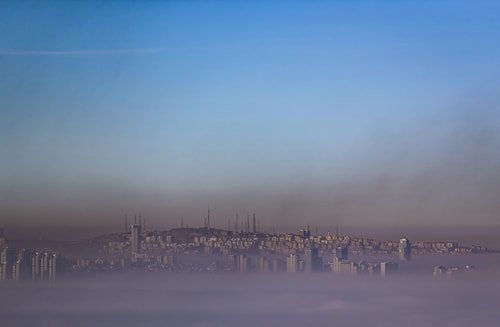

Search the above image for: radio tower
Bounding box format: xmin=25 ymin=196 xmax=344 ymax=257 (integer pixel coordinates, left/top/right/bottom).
xmin=207 ymin=205 xmax=211 ymax=229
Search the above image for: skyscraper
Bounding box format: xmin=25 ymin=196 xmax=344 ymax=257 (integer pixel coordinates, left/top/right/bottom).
xmin=399 ymin=237 xmax=411 ymax=261
xmin=334 ymin=246 xmax=349 ymax=261
xmin=49 ymin=253 xmax=57 ymax=282
xmin=304 ymin=247 xmax=322 ymax=273
xmin=131 ymin=224 xmax=141 ymax=262
xmin=332 ymin=246 xmax=349 ymax=273
xmin=286 ymin=253 xmax=298 ymax=273
xmin=238 ymin=254 xmax=249 ymax=273
xmin=380 ymin=261 xmax=398 ymax=276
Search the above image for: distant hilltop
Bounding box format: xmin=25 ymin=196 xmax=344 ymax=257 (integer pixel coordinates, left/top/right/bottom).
xmin=86 ymin=227 xmax=232 ymax=246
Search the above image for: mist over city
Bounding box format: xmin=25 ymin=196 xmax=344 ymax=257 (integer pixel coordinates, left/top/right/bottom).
xmin=1 ymin=1 xmax=500 ymax=326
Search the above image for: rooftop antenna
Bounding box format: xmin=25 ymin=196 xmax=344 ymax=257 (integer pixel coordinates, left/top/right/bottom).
xmin=181 ymin=217 xmax=184 ymax=229
xmin=228 ymin=217 xmax=231 ymax=232
xmin=336 ymin=225 xmax=339 ymax=238
xmin=207 ymin=205 xmax=211 ymax=229
xmin=252 ymin=213 xmax=256 ymax=233
xmin=246 ymin=212 xmax=250 ymax=233
xmin=134 ymin=214 xmax=137 ymax=225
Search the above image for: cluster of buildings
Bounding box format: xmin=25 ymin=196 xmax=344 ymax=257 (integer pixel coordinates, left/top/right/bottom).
xmin=1 ymin=221 xmax=490 ymax=280
xmin=0 ymin=229 xmax=66 ymax=282
xmin=93 ymin=224 xmax=417 ymax=276
xmin=330 ymin=244 xmax=400 ymax=276
xmin=104 ymin=222 xmax=487 ymax=261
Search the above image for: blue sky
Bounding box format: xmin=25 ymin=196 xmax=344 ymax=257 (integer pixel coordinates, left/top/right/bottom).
xmin=1 ymin=1 xmax=500 ymax=231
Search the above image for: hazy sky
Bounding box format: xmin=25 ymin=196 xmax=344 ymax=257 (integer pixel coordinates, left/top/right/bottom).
xmin=1 ymin=1 xmax=500 ymax=232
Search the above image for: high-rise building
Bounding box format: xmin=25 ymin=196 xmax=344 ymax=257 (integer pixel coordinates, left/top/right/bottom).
xmin=380 ymin=261 xmax=398 ymax=276
xmin=332 ymin=245 xmax=350 ymax=273
xmin=30 ymin=250 xmax=59 ymax=282
xmin=228 ymin=254 xmax=237 ymax=271
xmin=334 ymin=246 xmax=349 ymax=261
xmin=32 ymin=252 xmax=41 ymax=281
xmin=299 ymin=226 xmax=311 ymax=239
xmin=286 ymin=253 xmax=298 ymax=273
xmin=0 ymin=228 xmax=5 ymax=249
xmin=238 ymin=254 xmax=250 ymax=273
xmin=12 ymin=260 xmax=21 ymax=281
xmin=49 ymin=253 xmax=57 ymax=282
xmin=131 ymin=224 xmax=141 ymax=262
xmin=399 ymin=237 xmax=411 ymax=261
xmin=41 ymin=252 xmax=49 ymax=281
xmin=304 ymin=247 xmax=322 ymax=273
xmin=257 ymin=256 xmax=270 ymax=273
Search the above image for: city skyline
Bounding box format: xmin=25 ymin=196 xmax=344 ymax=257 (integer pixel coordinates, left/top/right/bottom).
xmin=2 ymin=1 xmax=500 ymax=232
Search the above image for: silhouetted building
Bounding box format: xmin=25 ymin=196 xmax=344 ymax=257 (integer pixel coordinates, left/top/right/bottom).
xmin=0 ymin=246 xmax=17 ymax=280
xmin=29 ymin=250 xmax=60 ymax=282
xmin=334 ymin=246 xmax=349 ymax=261
xmin=0 ymin=248 xmax=6 ymax=281
xmin=286 ymin=253 xmax=298 ymax=272
xmin=380 ymin=261 xmax=398 ymax=276
xmin=257 ymin=256 xmax=271 ymax=273
xmin=399 ymin=237 xmax=411 ymax=261
xmin=304 ymin=247 xmax=322 ymax=273
xmin=299 ymin=226 xmax=311 ymax=239
xmin=433 ymin=265 xmax=448 ymax=276
xmin=131 ymin=224 xmax=141 ymax=262
xmin=0 ymin=228 xmax=5 ymax=249
xmin=48 ymin=253 xmax=57 ymax=282
xmin=32 ymin=251 xmax=41 ymax=281
xmin=228 ymin=254 xmax=237 ymax=271
xmin=238 ymin=254 xmax=250 ymax=273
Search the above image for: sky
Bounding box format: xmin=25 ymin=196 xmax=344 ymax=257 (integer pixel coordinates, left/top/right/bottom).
xmin=1 ymin=1 xmax=500 ymax=234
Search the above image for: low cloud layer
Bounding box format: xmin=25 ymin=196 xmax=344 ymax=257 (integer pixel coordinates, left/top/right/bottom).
xmin=1 ymin=263 xmax=500 ymax=327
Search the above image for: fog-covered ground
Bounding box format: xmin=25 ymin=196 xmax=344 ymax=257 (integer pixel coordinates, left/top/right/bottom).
xmin=1 ymin=254 xmax=500 ymax=327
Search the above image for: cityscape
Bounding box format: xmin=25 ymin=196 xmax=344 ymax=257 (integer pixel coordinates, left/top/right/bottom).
xmin=1 ymin=213 xmax=495 ymax=282
xmin=2 ymin=1 xmax=500 ymax=326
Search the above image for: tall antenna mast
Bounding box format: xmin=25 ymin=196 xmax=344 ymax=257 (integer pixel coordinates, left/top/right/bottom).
xmin=207 ymin=205 xmax=211 ymax=229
